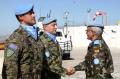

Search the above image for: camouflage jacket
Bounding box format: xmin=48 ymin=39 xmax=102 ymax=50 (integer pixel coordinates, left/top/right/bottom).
xmin=74 ymin=38 xmax=114 ymax=79
xmin=2 ymin=26 xmax=44 ymax=79
xmin=40 ymin=32 xmax=67 ymax=79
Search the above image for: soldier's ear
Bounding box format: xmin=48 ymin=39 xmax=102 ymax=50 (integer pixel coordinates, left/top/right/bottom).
xmin=18 ymin=16 xmax=24 ymax=22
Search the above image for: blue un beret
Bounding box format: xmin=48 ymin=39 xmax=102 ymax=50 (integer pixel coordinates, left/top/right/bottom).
xmin=43 ymin=18 xmax=57 ymax=25
xmin=15 ymin=3 xmax=33 ymax=15
xmin=87 ymin=24 xmax=104 ymax=30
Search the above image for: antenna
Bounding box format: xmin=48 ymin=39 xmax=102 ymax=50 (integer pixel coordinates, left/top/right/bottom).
xmin=63 ymin=11 xmax=69 ymax=36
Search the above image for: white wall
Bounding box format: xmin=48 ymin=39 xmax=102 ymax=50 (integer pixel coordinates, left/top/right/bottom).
xmin=66 ymin=26 xmax=120 ymax=48
xmin=0 ymin=50 xmax=4 ymax=75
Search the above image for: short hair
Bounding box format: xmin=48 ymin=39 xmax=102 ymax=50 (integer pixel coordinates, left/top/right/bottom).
xmin=91 ymin=27 xmax=103 ymax=36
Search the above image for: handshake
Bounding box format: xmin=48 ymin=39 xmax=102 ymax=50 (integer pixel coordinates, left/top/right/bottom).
xmin=66 ymin=66 xmax=75 ymax=75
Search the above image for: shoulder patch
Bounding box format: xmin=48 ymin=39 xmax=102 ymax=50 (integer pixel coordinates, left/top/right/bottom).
xmin=6 ymin=44 xmax=18 ymax=57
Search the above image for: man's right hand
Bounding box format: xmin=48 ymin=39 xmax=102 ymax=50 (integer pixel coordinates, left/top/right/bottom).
xmin=66 ymin=66 xmax=75 ymax=75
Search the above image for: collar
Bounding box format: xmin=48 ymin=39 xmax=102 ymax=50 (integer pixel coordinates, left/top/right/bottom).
xmin=21 ymin=24 xmax=38 ymax=40
xmin=90 ymin=37 xmax=103 ymax=46
xmin=21 ymin=24 xmax=35 ymax=30
xmin=45 ymin=32 xmax=56 ymax=42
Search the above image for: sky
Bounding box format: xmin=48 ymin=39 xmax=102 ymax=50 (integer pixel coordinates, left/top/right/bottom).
xmin=0 ymin=0 xmax=120 ymax=36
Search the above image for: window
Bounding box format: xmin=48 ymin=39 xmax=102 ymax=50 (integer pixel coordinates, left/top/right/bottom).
xmin=55 ymin=31 xmax=62 ymax=36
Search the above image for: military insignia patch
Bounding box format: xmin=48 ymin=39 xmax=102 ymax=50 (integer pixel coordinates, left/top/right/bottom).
xmin=93 ymin=46 xmax=100 ymax=53
xmin=6 ymin=44 xmax=18 ymax=57
xmin=94 ymin=49 xmax=99 ymax=53
xmin=93 ymin=58 xmax=99 ymax=65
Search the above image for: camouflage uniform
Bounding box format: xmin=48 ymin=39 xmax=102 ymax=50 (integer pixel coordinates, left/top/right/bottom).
xmin=2 ymin=26 xmax=44 ymax=79
xmin=40 ymin=32 xmax=67 ymax=79
xmin=74 ymin=37 xmax=114 ymax=79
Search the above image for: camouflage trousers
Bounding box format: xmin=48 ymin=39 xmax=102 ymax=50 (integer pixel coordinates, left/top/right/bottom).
xmin=2 ymin=73 xmax=41 ymax=79
xmin=20 ymin=73 xmax=41 ymax=79
xmin=41 ymin=70 xmax=61 ymax=79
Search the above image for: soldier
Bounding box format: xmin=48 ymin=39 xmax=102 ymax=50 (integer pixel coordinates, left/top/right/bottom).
xmin=2 ymin=3 xmax=44 ymax=79
xmin=40 ymin=18 xmax=74 ymax=79
xmin=74 ymin=25 xmax=114 ymax=79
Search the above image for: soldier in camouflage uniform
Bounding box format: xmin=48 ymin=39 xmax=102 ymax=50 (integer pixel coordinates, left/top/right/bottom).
xmin=74 ymin=25 xmax=114 ymax=79
xmin=40 ymin=18 xmax=74 ymax=79
xmin=2 ymin=3 xmax=44 ymax=79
